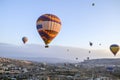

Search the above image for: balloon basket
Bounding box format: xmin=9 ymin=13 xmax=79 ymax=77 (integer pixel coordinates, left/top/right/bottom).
xmin=45 ymin=45 xmax=49 ymax=48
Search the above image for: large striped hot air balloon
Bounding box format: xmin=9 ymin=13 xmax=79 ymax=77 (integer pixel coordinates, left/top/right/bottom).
xmin=110 ymin=44 xmax=119 ymax=56
xmin=36 ymin=14 xmax=61 ymax=48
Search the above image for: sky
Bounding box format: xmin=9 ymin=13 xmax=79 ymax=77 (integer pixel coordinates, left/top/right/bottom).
xmin=0 ymin=0 xmax=120 ymax=59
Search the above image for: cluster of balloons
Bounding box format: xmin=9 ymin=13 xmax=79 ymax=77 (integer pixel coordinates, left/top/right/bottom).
xmin=22 ymin=2 xmax=94 ymax=47
xmin=21 ymin=13 xmax=119 ymax=57
xmin=88 ymin=42 xmax=120 ymax=56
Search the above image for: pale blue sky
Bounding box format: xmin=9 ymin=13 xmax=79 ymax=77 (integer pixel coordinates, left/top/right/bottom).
xmin=0 ymin=0 xmax=120 ymax=50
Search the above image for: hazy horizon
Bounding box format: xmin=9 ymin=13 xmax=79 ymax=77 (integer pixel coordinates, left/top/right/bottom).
xmin=0 ymin=42 xmax=120 ymax=62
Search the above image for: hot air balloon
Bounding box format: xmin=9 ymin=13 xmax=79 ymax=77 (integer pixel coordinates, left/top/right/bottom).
xmin=87 ymin=57 xmax=89 ymax=60
xmin=67 ymin=49 xmax=69 ymax=52
xmin=36 ymin=14 xmax=61 ymax=48
xmin=92 ymin=3 xmax=95 ymax=6
xmin=89 ymin=42 xmax=93 ymax=46
xmin=22 ymin=37 xmax=28 ymax=44
xmin=99 ymin=43 xmax=101 ymax=46
xmin=89 ymin=50 xmax=91 ymax=53
xmin=110 ymin=44 xmax=119 ymax=56
xmin=76 ymin=57 xmax=78 ymax=60
xmin=89 ymin=42 xmax=93 ymax=53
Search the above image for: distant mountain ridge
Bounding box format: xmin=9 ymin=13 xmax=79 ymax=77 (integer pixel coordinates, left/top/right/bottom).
xmin=0 ymin=57 xmax=32 ymax=66
xmin=12 ymin=57 xmax=76 ymax=63
xmin=81 ymin=58 xmax=120 ymax=66
xmin=0 ymin=57 xmax=120 ymax=65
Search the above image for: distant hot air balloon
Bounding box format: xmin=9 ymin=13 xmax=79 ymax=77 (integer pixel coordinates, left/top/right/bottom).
xmin=89 ymin=42 xmax=93 ymax=46
xmin=76 ymin=57 xmax=78 ymax=60
xmin=89 ymin=50 xmax=91 ymax=53
xmin=89 ymin=42 xmax=93 ymax=53
xmin=36 ymin=14 xmax=62 ymax=48
xmin=99 ymin=43 xmax=101 ymax=46
xmin=22 ymin=37 xmax=28 ymax=44
xmin=92 ymin=3 xmax=95 ymax=6
xmin=110 ymin=44 xmax=119 ymax=56
xmin=87 ymin=57 xmax=89 ymax=60
xmin=67 ymin=49 xmax=69 ymax=52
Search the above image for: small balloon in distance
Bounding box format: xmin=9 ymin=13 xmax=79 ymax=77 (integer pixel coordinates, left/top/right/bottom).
xmin=22 ymin=37 xmax=28 ymax=44
xmin=92 ymin=3 xmax=95 ymax=6
xmin=110 ymin=44 xmax=119 ymax=56
xmin=89 ymin=42 xmax=93 ymax=46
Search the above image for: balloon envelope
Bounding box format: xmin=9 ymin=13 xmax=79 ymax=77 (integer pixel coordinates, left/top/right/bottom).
xmin=89 ymin=50 xmax=91 ymax=53
xmin=36 ymin=14 xmax=61 ymax=47
xmin=87 ymin=57 xmax=90 ymax=60
xmin=76 ymin=57 xmax=78 ymax=60
xmin=89 ymin=42 xmax=93 ymax=46
xmin=22 ymin=37 xmax=28 ymax=44
xmin=67 ymin=49 xmax=69 ymax=52
xmin=110 ymin=44 xmax=119 ymax=56
xmin=92 ymin=3 xmax=95 ymax=6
